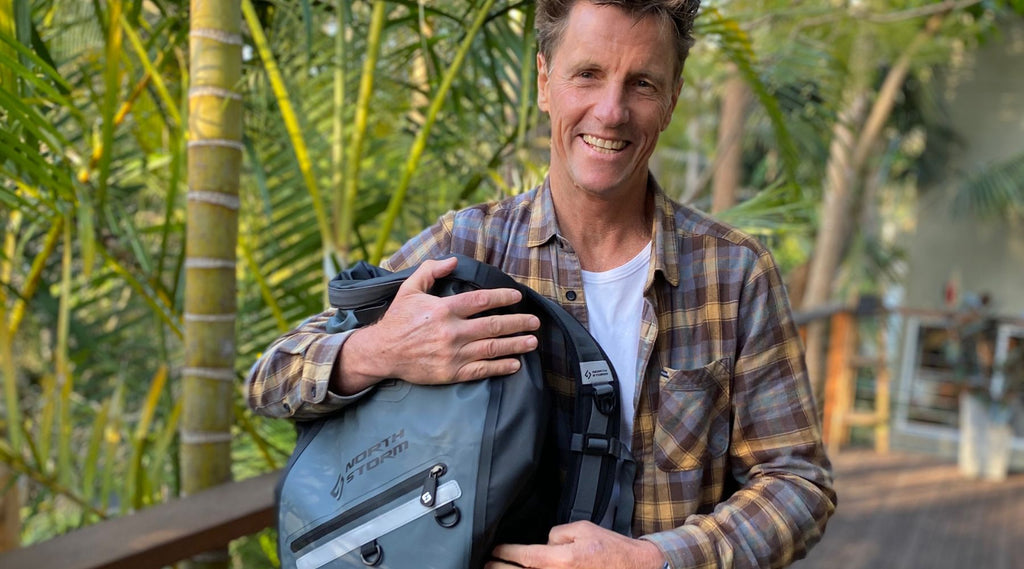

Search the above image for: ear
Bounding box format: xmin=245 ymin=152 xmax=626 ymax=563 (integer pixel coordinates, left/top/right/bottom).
xmin=661 ymin=77 xmax=683 ymax=132
xmin=537 ymin=52 xmax=550 ymax=113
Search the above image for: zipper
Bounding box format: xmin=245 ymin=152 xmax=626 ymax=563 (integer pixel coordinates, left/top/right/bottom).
xmin=291 ymin=462 xmax=447 ymax=553
xmin=295 ymin=479 xmax=462 ymax=569
xmin=419 ymin=463 xmax=447 ymax=507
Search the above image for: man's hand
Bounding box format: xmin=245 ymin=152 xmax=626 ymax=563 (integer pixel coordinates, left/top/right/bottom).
xmin=332 ymin=257 xmax=541 ymax=394
xmin=486 ymin=521 xmax=667 ymax=569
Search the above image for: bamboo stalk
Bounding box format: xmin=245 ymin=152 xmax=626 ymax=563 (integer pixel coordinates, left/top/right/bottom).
xmin=0 ymin=0 xmax=15 ymax=108
xmin=55 ymin=220 xmax=74 ymax=488
xmin=241 ymin=0 xmax=334 ymax=256
xmin=120 ymin=13 xmax=182 ymax=127
xmin=340 ymin=0 xmax=387 ymax=264
xmin=0 ymin=294 xmax=21 ymax=551
xmin=515 ymin=5 xmax=535 ymax=153
xmin=8 ymin=217 xmax=62 ymax=337
xmin=95 ymin=0 xmax=124 ymax=214
xmin=185 ymin=1 xmax=242 ymax=566
xmin=330 ymin=0 xmax=347 ymax=264
xmin=128 ymin=365 xmax=168 ymax=509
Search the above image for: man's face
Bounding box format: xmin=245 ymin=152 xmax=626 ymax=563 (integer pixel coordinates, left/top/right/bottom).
xmin=537 ymin=1 xmax=681 ymax=202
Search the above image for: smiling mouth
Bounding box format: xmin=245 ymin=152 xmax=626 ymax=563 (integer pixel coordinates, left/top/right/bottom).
xmin=582 ymin=134 xmax=628 ymax=154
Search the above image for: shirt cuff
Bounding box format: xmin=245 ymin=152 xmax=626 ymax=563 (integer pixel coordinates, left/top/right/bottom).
xmin=300 ymin=329 xmax=372 ymax=409
xmin=641 ymin=525 xmax=715 ymax=569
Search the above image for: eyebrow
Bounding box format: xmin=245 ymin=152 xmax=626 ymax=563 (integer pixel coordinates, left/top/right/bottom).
xmin=565 ymin=59 xmax=670 ymax=82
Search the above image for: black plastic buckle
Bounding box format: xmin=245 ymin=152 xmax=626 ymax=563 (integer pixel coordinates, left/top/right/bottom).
xmin=591 ymin=382 xmax=617 ymax=415
xmin=581 ymin=433 xmax=613 ymax=455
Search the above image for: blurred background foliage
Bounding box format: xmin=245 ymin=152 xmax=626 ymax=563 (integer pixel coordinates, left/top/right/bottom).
xmin=1 ymin=0 xmax=1023 ymax=566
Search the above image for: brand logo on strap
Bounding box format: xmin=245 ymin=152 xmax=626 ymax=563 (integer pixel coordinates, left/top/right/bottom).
xmin=580 ymin=361 xmax=612 ymax=384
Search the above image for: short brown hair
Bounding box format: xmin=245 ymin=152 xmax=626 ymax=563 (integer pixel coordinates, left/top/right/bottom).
xmin=535 ymin=0 xmax=701 ymax=76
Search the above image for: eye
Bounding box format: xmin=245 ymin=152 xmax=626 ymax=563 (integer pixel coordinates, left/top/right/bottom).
xmin=578 ymin=71 xmax=595 ymax=79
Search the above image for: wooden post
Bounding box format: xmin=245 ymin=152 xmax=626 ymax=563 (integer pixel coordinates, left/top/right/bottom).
xmin=873 ymin=324 xmax=891 ymax=453
xmin=822 ymin=310 xmax=855 ymax=450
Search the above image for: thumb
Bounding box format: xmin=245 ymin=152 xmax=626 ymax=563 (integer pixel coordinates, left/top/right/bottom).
xmin=547 ymin=521 xmax=588 ymax=546
xmin=398 ymin=257 xmax=458 ymax=295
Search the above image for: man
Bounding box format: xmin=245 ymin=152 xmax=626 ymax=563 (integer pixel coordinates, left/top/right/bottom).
xmin=247 ymin=1 xmax=836 ymax=567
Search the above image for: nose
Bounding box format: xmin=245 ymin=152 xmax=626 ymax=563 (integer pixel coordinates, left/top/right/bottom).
xmin=592 ymin=83 xmax=629 ymax=127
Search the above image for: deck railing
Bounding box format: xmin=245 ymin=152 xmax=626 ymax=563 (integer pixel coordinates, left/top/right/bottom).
xmin=0 ymin=305 xmax=863 ymax=569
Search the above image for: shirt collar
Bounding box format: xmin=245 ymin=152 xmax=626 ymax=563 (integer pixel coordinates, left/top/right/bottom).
xmin=527 ymin=177 xmax=560 ymax=248
xmin=648 ymin=177 xmax=681 ymax=288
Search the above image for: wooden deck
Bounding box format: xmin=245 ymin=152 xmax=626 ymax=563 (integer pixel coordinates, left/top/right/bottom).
xmin=794 ymin=449 xmax=1024 ymax=569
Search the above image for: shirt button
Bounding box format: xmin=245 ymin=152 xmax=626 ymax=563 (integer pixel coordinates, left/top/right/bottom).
xmin=565 ymin=290 xmax=577 ymax=301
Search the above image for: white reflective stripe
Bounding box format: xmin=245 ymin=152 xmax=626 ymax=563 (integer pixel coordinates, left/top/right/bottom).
xmin=296 ymin=480 xmax=462 ymax=569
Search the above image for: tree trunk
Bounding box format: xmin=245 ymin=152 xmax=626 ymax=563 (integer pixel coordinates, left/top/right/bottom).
xmin=800 ymin=90 xmax=868 ymax=402
xmin=711 ymin=66 xmax=749 ymax=214
xmin=800 ymin=14 xmax=946 ymax=402
xmin=184 ymin=1 xmax=242 ymax=567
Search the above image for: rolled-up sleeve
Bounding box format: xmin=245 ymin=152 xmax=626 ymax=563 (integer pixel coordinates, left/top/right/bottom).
xmin=245 ymin=214 xmax=457 ymax=420
xmin=245 ymin=310 xmax=369 ymax=419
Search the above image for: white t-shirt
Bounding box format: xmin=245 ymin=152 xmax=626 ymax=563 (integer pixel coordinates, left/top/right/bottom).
xmin=582 ymin=243 xmax=651 ymax=527
xmin=580 ymin=243 xmax=651 ymax=450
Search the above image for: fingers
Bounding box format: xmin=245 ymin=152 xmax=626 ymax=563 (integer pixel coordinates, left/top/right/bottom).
xmin=490 ymin=544 xmax=559 ymax=569
xmin=452 ymin=352 xmax=532 ymax=383
xmin=401 ymin=259 xmax=532 ymax=321
xmin=547 ymin=520 xmax=592 ymax=545
xmin=364 ymin=257 xmax=543 ymax=385
xmin=445 ymin=313 xmax=539 ymax=382
xmin=483 ymin=559 xmax=527 ymax=569
xmin=444 ymin=287 xmax=527 ymax=320
xmin=399 ymin=257 xmax=459 ymax=295
xmin=463 ymin=312 xmax=541 ymax=342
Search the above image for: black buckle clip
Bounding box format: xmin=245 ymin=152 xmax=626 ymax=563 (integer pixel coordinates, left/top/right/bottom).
xmin=591 ymin=382 xmax=617 ymax=415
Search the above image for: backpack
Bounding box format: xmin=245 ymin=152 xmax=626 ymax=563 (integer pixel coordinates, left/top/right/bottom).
xmin=276 ymin=255 xmax=634 ymax=569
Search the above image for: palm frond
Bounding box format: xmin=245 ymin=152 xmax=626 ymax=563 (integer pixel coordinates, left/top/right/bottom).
xmin=698 ymin=5 xmax=802 ymax=196
xmin=953 ymin=152 xmax=1024 ymax=219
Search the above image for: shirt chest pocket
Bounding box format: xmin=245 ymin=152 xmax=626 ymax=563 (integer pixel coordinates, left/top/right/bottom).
xmin=653 ymin=359 xmax=731 ymax=472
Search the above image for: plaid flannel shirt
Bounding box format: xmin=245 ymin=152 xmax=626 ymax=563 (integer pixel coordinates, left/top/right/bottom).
xmin=246 ymin=177 xmax=835 ymax=568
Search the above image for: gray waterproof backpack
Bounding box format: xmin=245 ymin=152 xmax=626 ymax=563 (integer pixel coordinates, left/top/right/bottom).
xmin=276 ymin=255 xmax=634 ymax=569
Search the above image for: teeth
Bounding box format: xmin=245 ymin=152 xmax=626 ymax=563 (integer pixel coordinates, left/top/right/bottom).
xmin=582 ymin=134 xmax=626 ymax=152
